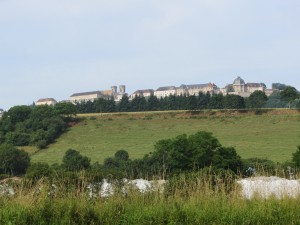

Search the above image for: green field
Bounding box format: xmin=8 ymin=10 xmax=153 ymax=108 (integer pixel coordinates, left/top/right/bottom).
xmin=31 ymin=109 xmax=300 ymax=164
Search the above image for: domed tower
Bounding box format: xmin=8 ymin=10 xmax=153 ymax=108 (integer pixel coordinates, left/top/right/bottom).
xmin=233 ymin=76 xmax=246 ymax=92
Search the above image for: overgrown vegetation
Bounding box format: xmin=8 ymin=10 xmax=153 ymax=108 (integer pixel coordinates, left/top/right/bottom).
xmin=0 ymin=103 xmax=77 ymax=149
xmin=2 ymin=169 xmax=300 ymax=224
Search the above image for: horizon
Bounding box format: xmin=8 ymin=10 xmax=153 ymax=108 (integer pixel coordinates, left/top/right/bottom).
xmin=1 ymin=1 xmax=300 ymax=110
xmin=0 ymin=75 xmax=297 ymax=110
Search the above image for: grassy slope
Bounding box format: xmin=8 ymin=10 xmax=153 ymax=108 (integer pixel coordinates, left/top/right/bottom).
xmin=31 ymin=109 xmax=300 ymax=164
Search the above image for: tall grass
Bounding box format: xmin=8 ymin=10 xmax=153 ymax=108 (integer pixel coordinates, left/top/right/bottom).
xmin=2 ymin=171 xmax=300 ymax=224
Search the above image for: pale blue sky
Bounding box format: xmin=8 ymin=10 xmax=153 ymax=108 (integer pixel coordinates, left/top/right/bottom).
xmin=1 ymin=0 xmax=300 ymax=109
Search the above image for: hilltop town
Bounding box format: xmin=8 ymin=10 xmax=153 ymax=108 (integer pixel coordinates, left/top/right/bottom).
xmin=35 ymin=76 xmax=278 ymax=106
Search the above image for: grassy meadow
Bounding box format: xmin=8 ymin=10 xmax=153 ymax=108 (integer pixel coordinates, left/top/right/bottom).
xmin=31 ymin=109 xmax=300 ymax=165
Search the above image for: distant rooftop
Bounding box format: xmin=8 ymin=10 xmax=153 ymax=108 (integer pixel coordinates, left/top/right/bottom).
xmin=36 ymin=98 xmax=57 ymax=103
xmin=156 ymin=86 xmax=176 ymax=91
xmin=70 ymin=91 xmax=102 ymax=97
xmin=233 ymin=76 xmax=245 ymax=85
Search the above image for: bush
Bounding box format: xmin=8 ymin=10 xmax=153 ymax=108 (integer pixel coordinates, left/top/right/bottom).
xmin=62 ymin=149 xmax=91 ymax=171
xmin=0 ymin=144 xmax=30 ymax=175
xmin=36 ymin=140 xmax=48 ymax=149
xmin=26 ymin=162 xmax=52 ymax=179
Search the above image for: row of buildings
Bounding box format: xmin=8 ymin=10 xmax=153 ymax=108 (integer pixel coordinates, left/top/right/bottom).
xmin=35 ymin=77 xmax=274 ymax=106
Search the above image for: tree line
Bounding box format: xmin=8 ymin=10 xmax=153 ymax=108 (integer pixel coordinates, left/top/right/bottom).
xmin=76 ymin=87 xmax=300 ymax=114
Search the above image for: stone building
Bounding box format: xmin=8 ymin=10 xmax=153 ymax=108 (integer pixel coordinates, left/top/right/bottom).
xmin=70 ymin=85 xmax=127 ymax=103
xmin=36 ymin=98 xmax=57 ymax=106
xmin=221 ymin=76 xmax=269 ymax=97
xmin=177 ymin=83 xmax=219 ymax=96
xmin=154 ymin=86 xmax=176 ymax=98
xmin=129 ymin=89 xmax=154 ymax=100
xmin=70 ymin=91 xmax=105 ymax=103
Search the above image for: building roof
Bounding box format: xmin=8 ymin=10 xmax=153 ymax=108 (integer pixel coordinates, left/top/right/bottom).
xmin=246 ymin=83 xmax=261 ymax=87
xmin=247 ymin=83 xmax=266 ymax=88
xmin=70 ymin=91 xmax=102 ymax=97
xmin=156 ymin=86 xmax=176 ymax=91
xmin=101 ymin=90 xmax=113 ymax=96
xmin=132 ymin=89 xmax=154 ymax=95
xmin=36 ymin=98 xmax=57 ymax=103
xmin=233 ymin=76 xmax=245 ymax=85
xmin=186 ymin=83 xmax=210 ymax=89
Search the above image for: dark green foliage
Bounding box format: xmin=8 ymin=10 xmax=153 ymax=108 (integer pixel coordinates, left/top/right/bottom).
xmin=292 ymin=146 xmax=300 ymax=167
xmin=242 ymin=158 xmax=276 ymax=175
xmin=54 ymin=102 xmax=77 ymax=117
xmin=280 ymin=86 xmax=300 ymax=108
xmin=247 ymin=90 xmax=268 ymax=108
xmin=26 ymin=162 xmax=52 ymax=179
xmin=129 ymin=131 xmax=242 ymax=176
xmin=0 ymin=104 xmax=72 ymax=148
xmin=102 ymin=150 xmax=131 ymax=176
xmin=6 ymin=105 xmax=32 ymax=125
xmin=130 ymin=95 xmax=147 ymax=111
xmin=93 ymin=98 xmax=116 ymax=113
xmin=103 ymin=157 xmax=119 ymax=169
xmin=209 ymin=94 xmax=224 ymax=109
xmin=118 ymin=95 xmax=130 ymax=112
xmin=212 ymin=147 xmax=242 ymax=173
xmin=223 ymin=94 xmax=245 ymax=109
xmin=272 ymin=83 xmax=287 ymax=90
xmin=264 ymin=90 xmax=287 ymax=108
xmin=114 ymin=149 xmax=129 ymax=162
xmin=147 ymin=94 xmax=160 ymax=110
xmin=62 ymin=149 xmax=91 ymax=171
xmin=0 ymin=144 xmax=30 ymax=175
xmin=5 ymin=132 xmax=30 ymax=146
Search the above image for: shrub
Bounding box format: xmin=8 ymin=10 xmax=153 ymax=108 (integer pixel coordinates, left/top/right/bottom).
xmin=0 ymin=144 xmax=30 ymax=175
xmin=62 ymin=149 xmax=91 ymax=171
xmin=26 ymin=162 xmax=52 ymax=179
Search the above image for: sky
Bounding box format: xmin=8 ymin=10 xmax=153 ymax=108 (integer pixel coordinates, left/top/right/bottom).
xmin=1 ymin=0 xmax=300 ymax=110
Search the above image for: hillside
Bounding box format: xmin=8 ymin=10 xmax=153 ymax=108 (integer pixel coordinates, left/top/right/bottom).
xmin=31 ymin=109 xmax=300 ymax=164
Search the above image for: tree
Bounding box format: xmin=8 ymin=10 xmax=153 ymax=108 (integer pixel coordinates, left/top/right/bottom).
xmin=54 ymin=102 xmax=77 ymax=118
xmin=209 ymin=93 xmax=224 ymax=109
xmin=6 ymin=105 xmax=32 ymax=125
xmin=0 ymin=144 xmax=30 ymax=175
xmin=264 ymin=90 xmax=287 ymax=108
xmin=152 ymin=131 xmax=225 ymax=172
xmin=186 ymin=95 xmax=198 ymax=110
xmin=26 ymin=162 xmax=52 ymax=179
xmin=62 ymin=149 xmax=90 ymax=171
xmin=118 ymin=95 xmax=130 ymax=112
xmin=212 ymin=147 xmax=242 ymax=173
xmin=292 ymin=146 xmax=300 ymax=167
xmin=280 ymin=86 xmax=300 ymax=108
xmin=197 ymin=92 xmax=210 ymax=109
xmin=247 ymin=91 xmax=268 ymax=108
xmin=114 ymin=150 xmax=129 ymax=162
xmin=147 ymin=94 xmax=160 ymax=111
xmin=223 ymin=94 xmax=245 ymax=109
xmin=272 ymin=83 xmax=287 ymax=90
xmin=130 ymin=95 xmax=147 ymax=111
